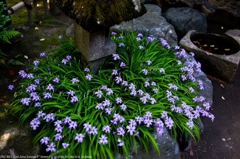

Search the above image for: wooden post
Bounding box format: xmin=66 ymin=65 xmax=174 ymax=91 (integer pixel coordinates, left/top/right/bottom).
xmin=25 ymin=0 xmax=34 ymax=25
xmin=33 ymin=0 xmax=38 ymax=17
xmin=43 ymin=0 xmax=49 ymax=16
xmin=50 ymin=1 xmax=60 ymax=15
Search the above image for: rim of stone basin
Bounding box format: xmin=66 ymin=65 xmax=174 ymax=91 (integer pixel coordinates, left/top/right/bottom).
xmin=190 ymin=32 xmax=240 ymax=55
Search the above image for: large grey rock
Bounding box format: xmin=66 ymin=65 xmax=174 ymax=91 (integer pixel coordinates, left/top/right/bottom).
xmin=110 ymin=4 xmax=178 ymax=45
xmin=116 ymin=128 xmax=181 ymax=159
xmin=0 ymin=124 xmax=40 ymax=156
xmin=185 ymin=54 xmax=213 ymax=107
xmin=195 ymin=71 xmax=213 ymax=107
xmin=141 ymin=0 xmax=156 ymax=4
xmin=163 ymin=7 xmax=207 ymax=37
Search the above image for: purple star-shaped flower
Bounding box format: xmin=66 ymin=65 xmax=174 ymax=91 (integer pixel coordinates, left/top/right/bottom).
xmin=94 ymin=90 xmax=103 ymax=98
xmin=66 ymin=55 xmax=72 ymax=60
xmin=120 ymin=104 xmax=127 ymax=111
xmin=68 ymin=121 xmax=77 ymax=129
xmin=63 ymin=116 xmax=72 ymax=124
xmin=135 ymin=116 xmax=143 ymax=124
xmin=70 ymin=96 xmax=78 ymax=103
xmin=102 ymin=125 xmax=111 ymax=133
xmin=85 ymin=74 xmax=92 ymax=81
xmin=30 ymin=118 xmax=40 ymax=130
xmin=34 ymin=78 xmax=40 ymax=85
xmin=44 ymin=113 xmax=55 ymax=122
xmin=98 ymin=135 xmax=108 ymax=144
xmin=8 ymin=84 xmax=14 ymax=90
xmin=53 ymin=77 xmax=59 ymax=83
xmin=46 ymin=84 xmax=54 ymax=91
xmin=46 ymin=142 xmax=56 ymax=152
xmin=67 ymin=90 xmax=75 ymax=96
xmin=54 ymin=133 xmax=63 ymax=141
xmin=84 ymin=68 xmax=90 ymax=72
xmin=37 ymin=110 xmax=45 ymax=118
xmin=43 ymin=92 xmax=52 ymax=99
xmin=75 ymin=133 xmax=84 ymax=143
xmin=21 ymin=98 xmax=31 ymax=106
xmin=40 ymin=52 xmax=46 ymax=57
xmin=164 ymin=117 xmax=174 ymax=129
xmin=138 ymin=45 xmax=144 ymax=50
xmin=40 ymin=137 xmax=49 ymax=145
xmin=120 ymin=62 xmax=126 ymax=67
xmin=112 ymin=69 xmax=118 ymax=76
xmin=116 ymin=97 xmax=122 ymax=104
xmin=62 ymin=59 xmax=68 ymax=64
xmin=112 ymin=53 xmax=120 ymax=60
xmin=117 ymin=138 xmax=125 ymax=146
xmin=33 ymin=60 xmax=40 ymax=67
xmin=19 ymin=70 xmax=27 ymax=78
xmin=89 ymin=126 xmax=98 ymax=135
xmin=142 ymin=68 xmax=148 ymax=75
xmin=116 ymin=127 xmax=125 ymax=136
xmin=71 ymin=78 xmax=80 ymax=84
xmin=83 ymin=123 xmax=92 ymax=132
xmin=34 ymin=102 xmax=41 ymax=107
xmin=118 ymin=43 xmax=125 ymax=47
xmin=62 ymin=143 xmax=69 ymax=148
xmin=126 ymin=124 xmax=136 ymax=135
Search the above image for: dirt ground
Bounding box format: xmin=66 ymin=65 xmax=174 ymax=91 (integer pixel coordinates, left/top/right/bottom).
xmin=1 ymin=5 xmax=240 ymax=158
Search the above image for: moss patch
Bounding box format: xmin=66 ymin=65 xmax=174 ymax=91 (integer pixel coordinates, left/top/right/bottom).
xmin=54 ymin=0 xmax=147 ymax=32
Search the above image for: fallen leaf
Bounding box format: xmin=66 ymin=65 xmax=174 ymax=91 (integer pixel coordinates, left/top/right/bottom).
xmin=24 ymin=55 xmax=28 ymax=59
xmin=222 ymin=96 xmax=225 ymax=100
xmin=0 ymin=59 xmax=5 ymax=63
xmin=12 ymin=77 xmax=20 ymax=83
xmin=0 ymin=99 xmax=5 ymax=102
xmin=9 ymin=70 xmax=14 ymax=76
xmin=190 ymin=149 xmax=194 ymax=156
xmin=220 ymin=84 xmax=225 ymax=88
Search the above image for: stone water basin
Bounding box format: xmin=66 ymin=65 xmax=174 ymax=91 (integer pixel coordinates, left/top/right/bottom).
xmin=180 ymin=30 xmax=240 ymax=82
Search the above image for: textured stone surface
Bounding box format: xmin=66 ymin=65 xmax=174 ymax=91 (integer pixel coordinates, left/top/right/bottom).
xmin=225 ymin=29 xmax=240 ymax=43
xmin=116 ymin=128 xmax=181 ymax=159
xmin=66 ymin=23 xmax=74 ymax=36
xmin=179 ymin=30 xmax=240 ymax=82
xmin=162 ymin=0 xmax=240 ymax=17
xmin=111 ymin=4 xmax=178 ymax=45
xmin=163 ymin=7 xmax=207 ymax=37
xmin=74 ymin=22 xmax=116 ymax=71
xmin=0 ymin=124 xmax=40 ymax=156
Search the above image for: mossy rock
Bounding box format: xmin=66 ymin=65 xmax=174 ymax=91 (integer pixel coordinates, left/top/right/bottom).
xmin=54 ymin=0 xmax=147 ymax=32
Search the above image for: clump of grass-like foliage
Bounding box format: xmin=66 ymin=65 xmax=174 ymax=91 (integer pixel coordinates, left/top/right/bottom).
xmin=10 ymin=32 xmax=214 ymax=159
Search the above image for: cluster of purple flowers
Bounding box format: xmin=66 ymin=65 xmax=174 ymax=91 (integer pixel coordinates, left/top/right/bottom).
xmin=19 ymin=70 xmax=34 ymax=79
xmin=166 ymin=89 xmax=179 ymax=104
xmin=159 ymin=38 xmax=170 ymax=49
xmin=61 ymin=55 xmax=72 ymax=65
xmin=146 ymin=34 xmax=155 ymax=43
xmin=11 ymin=32 xmax=217 ymax=157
